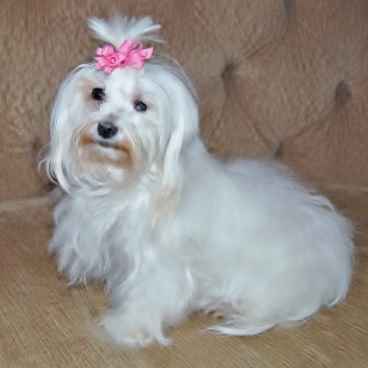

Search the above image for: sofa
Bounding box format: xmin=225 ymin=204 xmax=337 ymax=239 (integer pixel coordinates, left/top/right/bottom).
xmin=0 ymin=1 xmax=367 ymax=367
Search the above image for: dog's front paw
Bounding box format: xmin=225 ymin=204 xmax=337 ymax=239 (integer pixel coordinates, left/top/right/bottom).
xmin=100 ymin=312 xmax=171 ymax=348
xmin=51 ymin=243 xmax=87 ymax=285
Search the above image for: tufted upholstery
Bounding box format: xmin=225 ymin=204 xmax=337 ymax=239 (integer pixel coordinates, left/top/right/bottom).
xmin=0 ymin=1 xmax=367 ymax=367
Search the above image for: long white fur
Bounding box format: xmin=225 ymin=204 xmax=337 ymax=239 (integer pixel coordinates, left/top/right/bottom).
xmin=44 ymin=16 xmax=354 ymax=347
xmin=88 ymin=15 xmax=162 ymax=47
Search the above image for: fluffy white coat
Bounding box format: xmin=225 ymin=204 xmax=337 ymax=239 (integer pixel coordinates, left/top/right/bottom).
xmin=44 ymin=16 xmax=354 ymax=347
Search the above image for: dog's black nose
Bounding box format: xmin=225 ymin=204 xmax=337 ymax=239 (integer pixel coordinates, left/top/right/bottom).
xmin=97 ymin=122 xmax=118 ymax=139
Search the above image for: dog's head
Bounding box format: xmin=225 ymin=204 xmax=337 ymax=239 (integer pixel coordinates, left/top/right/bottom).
xmin=45 ymin=16 xmax=199 ymax=195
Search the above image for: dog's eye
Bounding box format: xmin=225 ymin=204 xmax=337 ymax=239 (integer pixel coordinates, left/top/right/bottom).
xmin=134 ymin=100 xmax=148 ymax=112
xmin=91 ymin=87 xmax=105 ymax=101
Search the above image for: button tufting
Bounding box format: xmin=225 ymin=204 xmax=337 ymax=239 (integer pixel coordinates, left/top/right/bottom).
xmin=221 ymin=62 xmax=237 ymax=82
xmin=335 ymin=81 xmax=352 ymax=106
xmin=283 ymin=0 xmax=295 ymax=16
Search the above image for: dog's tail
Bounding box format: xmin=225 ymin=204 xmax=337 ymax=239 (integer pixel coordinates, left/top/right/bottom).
xmin=88 ymin=15 xmax=162 ymax=48
xmin=208 ymin=320 xmax=276 ymax=336
xmin=208 ymin=313 xmax=312 ymax=336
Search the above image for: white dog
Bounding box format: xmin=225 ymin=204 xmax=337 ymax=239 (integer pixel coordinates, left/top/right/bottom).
xmin=44 ymin=15 xmax=354 ymax=347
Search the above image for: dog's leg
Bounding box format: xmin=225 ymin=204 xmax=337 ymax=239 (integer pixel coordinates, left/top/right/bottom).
xmin=100 ymin=258 xmax=194 ymax=347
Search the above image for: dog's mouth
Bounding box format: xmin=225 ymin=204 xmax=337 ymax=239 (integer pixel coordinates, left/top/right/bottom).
xmin=80 ymin=134 xmax=129 ymax=152
xmin=78 ymin=132 xmax=132 ymax=168
xmin=95 ymin=139 xmax=117 ymax=149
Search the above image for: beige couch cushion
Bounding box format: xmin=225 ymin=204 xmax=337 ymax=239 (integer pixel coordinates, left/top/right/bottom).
xmin=1 ymin=1 xmax=368 ymax=200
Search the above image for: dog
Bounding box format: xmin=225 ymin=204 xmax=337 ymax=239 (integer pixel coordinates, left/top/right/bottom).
xmin=43 ymin=15 xmax=354 ymax=347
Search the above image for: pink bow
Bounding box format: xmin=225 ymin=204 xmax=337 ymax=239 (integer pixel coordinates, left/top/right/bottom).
xmin=95 ymin=40 xmax=154 ymax=74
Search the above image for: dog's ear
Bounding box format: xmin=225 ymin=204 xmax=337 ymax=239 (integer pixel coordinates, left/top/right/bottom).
xmin=42 ymin=68 xmax=79 ymax=191
xmin=160 ymin=70 xmax=199 ymax=197
xmin=161 ymin=121 xmax=184 ymax=195
xmin=42 ymin=65 xmax=96 ymax=192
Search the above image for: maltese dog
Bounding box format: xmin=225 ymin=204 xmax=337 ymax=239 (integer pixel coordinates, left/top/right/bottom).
xmin=44 ymin=15 xmax=354 ymax=347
